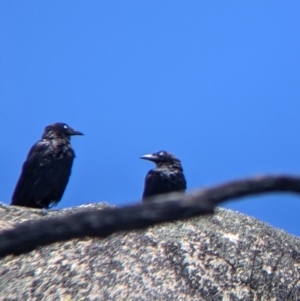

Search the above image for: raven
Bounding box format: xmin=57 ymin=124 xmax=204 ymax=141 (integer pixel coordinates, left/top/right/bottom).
xmin=11 ymin=122 xmax=83 ymax=209
xmin=140 ymin=150 xmax=187 ymax=202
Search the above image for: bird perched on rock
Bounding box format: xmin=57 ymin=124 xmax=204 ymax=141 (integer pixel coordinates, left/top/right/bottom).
xmin=140 ymin=150 xmax=187 ymax=202
xmin=11 ymin=122 xmax=83 ymax=209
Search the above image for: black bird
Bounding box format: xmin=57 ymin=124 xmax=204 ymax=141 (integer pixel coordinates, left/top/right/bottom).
xmin=140 ymin=150 xmax=187 ymax=201
xmin=11 ymin=122 xmax=83 ymax=209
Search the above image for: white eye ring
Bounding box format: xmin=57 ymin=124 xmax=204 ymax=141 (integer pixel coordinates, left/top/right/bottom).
xmin=159 ymin=152 xmax=164 ymax=156
xmin=63 ymin=125 xmax=68 ymax=129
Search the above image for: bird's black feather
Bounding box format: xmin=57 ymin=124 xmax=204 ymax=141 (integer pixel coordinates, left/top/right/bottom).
xmin=11 ymin=122 xmax=83 ymax=209
xmin=140 ymin=150 xmax=187 ymax=202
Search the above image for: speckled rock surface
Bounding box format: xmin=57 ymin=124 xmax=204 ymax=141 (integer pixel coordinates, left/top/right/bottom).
xmin=0 ymin=203 xmax=299 ymax=301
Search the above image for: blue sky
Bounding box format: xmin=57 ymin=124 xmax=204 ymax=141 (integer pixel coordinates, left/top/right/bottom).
xmin=1 ymin=2 xmax=300 ymax=236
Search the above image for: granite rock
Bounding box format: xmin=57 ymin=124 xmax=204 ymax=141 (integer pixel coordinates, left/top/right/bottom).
xmin=0 ymin=204 xmax=299 ymax=301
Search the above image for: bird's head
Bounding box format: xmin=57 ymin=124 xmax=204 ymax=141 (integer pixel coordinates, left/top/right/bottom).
xmin=140 ymin=150 xmax=181 ymax=166
xmin=43 ymin=123 xmax=84 ymax=140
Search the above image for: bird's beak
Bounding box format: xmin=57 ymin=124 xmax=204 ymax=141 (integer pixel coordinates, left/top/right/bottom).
xmin=140 ymin=153 xmax=157 ymax=162
xmin=68 ymin=128 xmax=84 ymax=136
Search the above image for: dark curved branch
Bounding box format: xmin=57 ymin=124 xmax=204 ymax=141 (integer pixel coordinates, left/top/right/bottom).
xmin=1 ymin=174 xmax=300 ymax=258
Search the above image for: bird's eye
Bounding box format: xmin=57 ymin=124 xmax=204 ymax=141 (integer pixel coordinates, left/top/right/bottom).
xmin=159 ymin=151 xmax=164 ymax=156
xmin=63 ymin=125 xmax=68 ymax=129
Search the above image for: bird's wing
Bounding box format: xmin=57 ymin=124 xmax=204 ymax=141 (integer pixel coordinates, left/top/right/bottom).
xmin=13 ymin=141 xmax=75 ymax=208
xmin=170 ymin=172 xmax=187 ymax=191
xmin=11 ymin=141 xmax=49 ymax=206
xmin=143 ymin=169 xmax=187 ymax=200
xmin=142 ymin=169 xmax=167 ymax=199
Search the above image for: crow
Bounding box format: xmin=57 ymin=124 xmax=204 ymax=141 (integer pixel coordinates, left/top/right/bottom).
xmin=11 ymin=122 xmax=83 ymax=209
xmin=140 ymin=150 xmax=187 ymax=202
